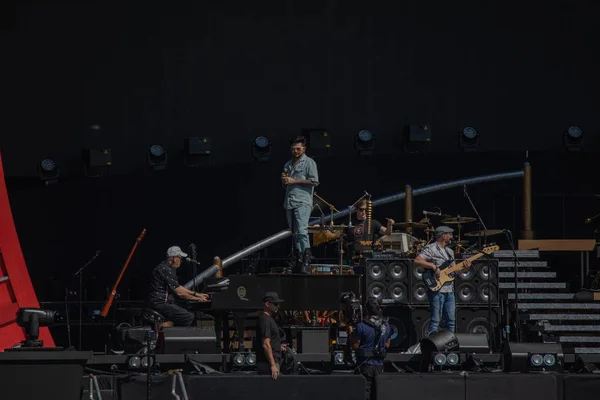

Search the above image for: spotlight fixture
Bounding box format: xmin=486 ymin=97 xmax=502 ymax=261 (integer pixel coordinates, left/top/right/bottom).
xmin=15 ymin=308 xmax=61 ymax=348
xmin=251 ymin=136 xmax=272 ymax=161
xmin=38 ymin=158 xmax=59 ymax=184
xmin=460 ymin=126 xmax=479 ymax=151
xmin=148 ymin=144 xmax=167 ymax=170
xmin=502 ymin=342 xmax=563 ymax=373
xmin=184 ymin=137 xmax=211 ymax=167
xmin=354 ymin=130 xmax=375 ymax=155
xmin=432 ymin=351 xmax=461 ymax=369
xmin=230 ymin=352 xmax=257 ymax=369
xmin=564 ymin=125 xmax=584 ymax=150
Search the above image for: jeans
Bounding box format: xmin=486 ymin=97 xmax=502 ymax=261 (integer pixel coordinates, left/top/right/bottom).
xmin=286 ymin=204 xmax=312 ymax=252
xmin=427 ymin=290 xmax=456 ymax=334
xmin=152 ymin=303 xmax=195 ymax=327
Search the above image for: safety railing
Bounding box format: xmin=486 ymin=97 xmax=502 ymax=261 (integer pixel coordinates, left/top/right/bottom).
xmin=185 ymin=166 xmax=528 ymax=289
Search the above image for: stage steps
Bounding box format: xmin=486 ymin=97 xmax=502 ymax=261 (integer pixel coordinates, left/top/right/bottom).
xmin=494 ymin=249 xmax=600 ymax=352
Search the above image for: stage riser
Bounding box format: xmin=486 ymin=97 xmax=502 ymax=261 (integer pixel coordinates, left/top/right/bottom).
xmin=73 ymin=373 xmax=600 ymax=400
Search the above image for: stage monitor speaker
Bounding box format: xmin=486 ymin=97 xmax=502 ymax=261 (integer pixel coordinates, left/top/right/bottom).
xmin=456 ymin=306 xmax=501 ymax=351
xmin=455 ymin=258 xmax=499 ymax=305
xmin=502 ymin=342 xmax=564 ymax=373
xmin=420 ymin=330 xmax=459 ymax=356
xmin=382 ymin=306 xmax=416 ymax=351
xmin=159 ymin=327 xmax=217 ymax=354
xmin=410 ymin=263 xmax=429 ymax=305
xmin=365 ymin=258 xmax=410 ymax=304
xmin=453 ymin=333 xmax=489 ymax=353
xmin=296 ymin=327 xmax=329 ymax=354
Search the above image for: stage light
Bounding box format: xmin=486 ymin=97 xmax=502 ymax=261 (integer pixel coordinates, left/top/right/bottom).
xmin=502 ymin=342 xmax=563 ymax=373
xmin=184 ymin=137 xmax=211 ymax=167
xmin=38 ymin=158 xmax=59 ymax=184
xmin=460 ymin=126 xmax=479 ymax=151
xmin=433 ymin=352 xmax=460 ymax=366
xmin=128 ymin=356 xmax=141 ymax=369
xmin=15 ymin=308 xmax=61 ymax=348
xmin=354 ymin=130 xmax=375 ymax=155
xmin=148 ymin=144 xmax=167 ymax=170
xmin=333 ymin=350 xmax=345 ymax=365
xmin=251 ymin=136 xmax=272 ymax=161
xmin=230 ymin=352 xmax=257 ymax=369
xmin=564 ymin=125 xmax=584 ymax=150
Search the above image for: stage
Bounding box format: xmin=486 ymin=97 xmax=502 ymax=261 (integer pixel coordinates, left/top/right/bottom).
xmin=2 ymin=368 xmax=600 ymax=400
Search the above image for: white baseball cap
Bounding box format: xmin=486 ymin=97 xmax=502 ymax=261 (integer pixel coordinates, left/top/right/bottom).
xmin=166 ymin=246 xmax=188 ymax=258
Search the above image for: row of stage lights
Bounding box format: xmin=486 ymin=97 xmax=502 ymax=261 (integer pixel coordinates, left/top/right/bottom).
xmin=36 ymin=125 xmax=586 ymax=185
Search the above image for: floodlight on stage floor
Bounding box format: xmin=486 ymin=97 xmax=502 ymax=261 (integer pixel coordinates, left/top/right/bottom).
xmin=354 ymin=130 xmax=375 ymax=155
xmin=252 ymin=136 xmax=272 ymax=161
xmin=14 ymin=308 xmax=62 ymax=349
xmin=420 ymin=330 xmax=491 ymax=371
xmin=564 ymin=125 xmax=584 ymax=150
xmin=230 ymin=351 xmax=257 ymax=370
xmin=148 ymin=144 xmax=167 ymax=170
xmin=38 ymin=158 xmax=59 ymax=184
xmin=460 ymin=126 xmax=479 ymax=151
xmin=502 ymin=342 xmax=563 ymax=373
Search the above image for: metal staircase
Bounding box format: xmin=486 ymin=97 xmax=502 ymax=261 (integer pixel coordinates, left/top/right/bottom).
xmin=495 ymin=250 xmax=600 ymax=355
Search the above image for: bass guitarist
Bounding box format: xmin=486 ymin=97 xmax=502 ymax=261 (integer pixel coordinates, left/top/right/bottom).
xmin=413 ymin=226 xmax=471 ymax=336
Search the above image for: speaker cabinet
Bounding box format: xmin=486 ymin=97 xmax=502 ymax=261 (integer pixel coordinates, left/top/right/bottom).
xmin=365 ymin=258 xmax=410 ymax=303
xmin=158 ymin=327 xmax=217 ymax=354
xmin=456 ymin=306 xmax=501 ymax=351
xmin=382 ymin=306 xmax=415 ymax=351
xmin=410 ymin=262 xmax=429 ymax=305
xmin=454 ymin=258 xmax=499 ymax=305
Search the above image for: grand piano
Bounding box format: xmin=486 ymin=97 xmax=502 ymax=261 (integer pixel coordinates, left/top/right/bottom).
xmin=189 ymin=273 xmax=362 ymax=351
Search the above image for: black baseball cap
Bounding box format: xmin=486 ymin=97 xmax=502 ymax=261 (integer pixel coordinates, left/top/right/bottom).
xmin=263 ymin=292 xmax=284 ymax=304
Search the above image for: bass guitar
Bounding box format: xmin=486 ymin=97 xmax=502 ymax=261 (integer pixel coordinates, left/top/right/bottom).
xmin=421 ymin=245 xmax=499 ymax=291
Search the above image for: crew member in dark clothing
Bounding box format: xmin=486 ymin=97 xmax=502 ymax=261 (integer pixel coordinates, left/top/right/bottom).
xmin=256 ymin=292 xmax=285 ymax=379
xmin=345 ymin=199 xmax=394 ymax=253
xmin=147 ymin=246 xmax=209 ymax=326
xmin=349 ymin=297 xmax=391 ymax=400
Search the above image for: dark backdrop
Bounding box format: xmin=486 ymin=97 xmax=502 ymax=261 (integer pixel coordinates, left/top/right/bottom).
xmin=1 ymin=1 xmax=599 ymax=304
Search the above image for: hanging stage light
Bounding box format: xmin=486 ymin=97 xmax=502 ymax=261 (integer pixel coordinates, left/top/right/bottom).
xmin=148 ymin=144 xmax=167 ymax=170
xmin=38 ymin=158 xmax=59 ymax=184
xmin=354 ymin=130 xmax=375 ymax=155
xmin=460 ymin=126 xmax=479 ymax=151
xmin=251 ymin=136 xmax=272 ymax=161
xmin=564 ymin=125 xmax=584 ymax=150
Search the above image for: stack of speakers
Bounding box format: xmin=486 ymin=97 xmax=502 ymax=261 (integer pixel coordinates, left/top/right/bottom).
xmin=363 ymin=255 xmax=500 ymax=352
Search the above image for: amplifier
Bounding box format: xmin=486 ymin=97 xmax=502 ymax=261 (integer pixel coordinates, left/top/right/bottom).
xmin=158 ymin=327 xmax=217 ymax=355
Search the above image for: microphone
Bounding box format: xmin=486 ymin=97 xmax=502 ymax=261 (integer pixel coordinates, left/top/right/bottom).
xmin=185 ymin=258 xmax=201 ymax=265
xmin=423 ymin=210 xmax=442 ymax=216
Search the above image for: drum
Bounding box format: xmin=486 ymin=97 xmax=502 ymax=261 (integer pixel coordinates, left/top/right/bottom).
xmin=380 ymin=233 xmax=420 ymax=253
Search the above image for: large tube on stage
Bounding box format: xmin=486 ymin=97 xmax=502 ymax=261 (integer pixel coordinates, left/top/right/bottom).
xmin=184 ymin=170 xmax=524 ymax=289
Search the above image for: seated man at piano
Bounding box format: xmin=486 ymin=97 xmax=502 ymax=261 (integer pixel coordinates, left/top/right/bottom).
xmin=345 ymin=199 xmax=394 ymax=254
xmin=146 ymin=246 xmax=210 ymax=327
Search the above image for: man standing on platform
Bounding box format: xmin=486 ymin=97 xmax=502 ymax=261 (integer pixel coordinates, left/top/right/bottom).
xmin=147 ymin=246 xmax=210 ymax=327
xmin=281 ymin=136 xmax=319 ymax=274
xmin=413 ymin=226 xmax=471 ymax=335
xmin=257 ymin=292 xmax=285 ymax=379
xmin=349 ymin=297 xmax=391 ymax=400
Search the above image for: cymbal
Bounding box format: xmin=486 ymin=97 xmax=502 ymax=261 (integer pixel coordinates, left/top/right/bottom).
xmin=392 ymin=221 xmax=428 ymax=229
xmin=442 ymin=216 xmax=476 ymax=225
xmin=464 ymin=229 xmax=503 ymax=237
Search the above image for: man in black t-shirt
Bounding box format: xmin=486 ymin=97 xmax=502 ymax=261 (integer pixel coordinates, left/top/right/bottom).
xmin=345 ymin=199 xmax=394 ymax=253
xmin=147 ymin=246 xmax=209 ymax=326
xmin=256 ymin=292 xmax=285 ymax=379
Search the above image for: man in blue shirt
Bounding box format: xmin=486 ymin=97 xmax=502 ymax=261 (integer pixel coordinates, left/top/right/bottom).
xmin=281 ymin=136 xmax=319 ymax=274
xmin=350 ymin=297 xmax=391 ymax=400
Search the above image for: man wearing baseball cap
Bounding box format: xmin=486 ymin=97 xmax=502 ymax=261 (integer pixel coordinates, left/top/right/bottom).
xmin=256 ymin=292 xmax=285 ymax=379
xmin=413 ymin=226 xmax=471 ymax=336
xmin=147 ymin=246 xmax=210 ymax=327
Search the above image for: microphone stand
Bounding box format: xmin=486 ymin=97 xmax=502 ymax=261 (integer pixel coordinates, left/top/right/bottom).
xmin=463 ymin=185 xmax=494 ymax=350
xmin=73 ymin=250 xmax=101 ymax=351
xmin=189 ymin=244 xmax=198 ymax=283
xmin=504 ymin=229 xmax=522 ymax=343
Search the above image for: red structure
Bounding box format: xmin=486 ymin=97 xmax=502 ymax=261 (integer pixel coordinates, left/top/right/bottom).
xmin=0 ymin=152 xmax=54 ymax=350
